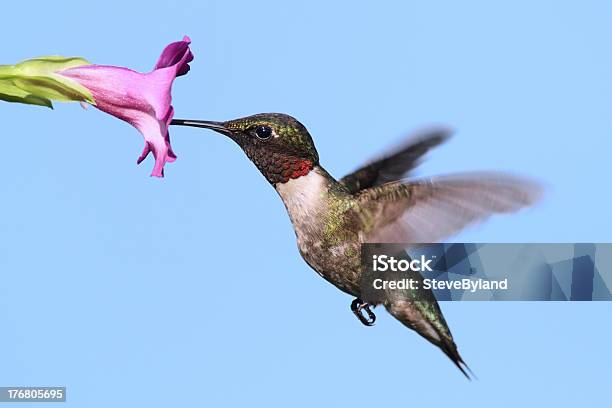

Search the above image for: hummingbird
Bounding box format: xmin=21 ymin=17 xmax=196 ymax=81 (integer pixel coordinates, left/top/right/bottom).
xmin=171 ymin=113 xmax=540 ymax=378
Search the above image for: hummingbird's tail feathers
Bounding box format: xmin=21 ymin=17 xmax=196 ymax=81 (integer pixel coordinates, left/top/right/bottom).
xmin=439 ymin=339 xmax=476 ymax=380
xmin=356 ymin=171 xmax=542 ymax=243
xmin=385 ymin=298 xmax=475 ymax=379
xmin=339 ymin=127 xmax=452 ymax=194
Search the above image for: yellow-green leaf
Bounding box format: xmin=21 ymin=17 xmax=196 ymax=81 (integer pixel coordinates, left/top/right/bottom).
xmin=0 ymin=56 xmax=95 ymax=107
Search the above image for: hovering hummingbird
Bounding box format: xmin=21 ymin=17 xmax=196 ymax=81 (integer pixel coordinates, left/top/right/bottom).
xmin=171 ymin=113 xmax=540 ymax=378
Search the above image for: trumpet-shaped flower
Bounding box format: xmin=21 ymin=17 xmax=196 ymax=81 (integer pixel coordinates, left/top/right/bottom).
xmin=0 ymin=36 xmax=194 ymax=177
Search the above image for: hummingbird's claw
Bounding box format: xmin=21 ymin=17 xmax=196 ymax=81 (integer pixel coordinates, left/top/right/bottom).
xmin=351 ymin=298 xmax=376 ymax=326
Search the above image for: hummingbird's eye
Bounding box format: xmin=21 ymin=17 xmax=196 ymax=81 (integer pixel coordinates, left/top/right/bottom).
xmin=254 ymin=125 xmax=273 ymax=140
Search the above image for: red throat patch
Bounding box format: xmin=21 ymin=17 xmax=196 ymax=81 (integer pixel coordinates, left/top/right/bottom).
xmin=247 ymin=146 xmax=315 ymax=184
xmin=289 ymin=159 xmax=312 ymax=179
xmin=280 ymin=158 xmax=313 ymax=182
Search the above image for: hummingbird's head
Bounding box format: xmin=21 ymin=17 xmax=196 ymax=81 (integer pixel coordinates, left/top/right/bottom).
xmin=172 ymin=113 xmax=319 ymax=184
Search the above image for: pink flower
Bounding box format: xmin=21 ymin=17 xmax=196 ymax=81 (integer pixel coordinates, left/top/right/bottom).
xmin=59 ymin=36 xmax=193 ymax=177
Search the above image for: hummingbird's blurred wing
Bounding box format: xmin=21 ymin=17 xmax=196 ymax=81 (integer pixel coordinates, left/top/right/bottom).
xmin=339 ymin=127 xmax=451 ymax=194
xmin=352 ymin=172 xmax=541 ymax=243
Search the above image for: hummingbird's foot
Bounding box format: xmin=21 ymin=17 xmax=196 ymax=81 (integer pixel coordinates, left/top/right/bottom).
xmin=351 ymin=298 xmax=376 ymax=326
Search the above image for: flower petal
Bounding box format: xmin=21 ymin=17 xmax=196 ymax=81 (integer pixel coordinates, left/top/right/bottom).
xmin=58 ymin=36 xmax=193 ymax=177
xmin=0 ymin=37 xmax=192 ymax=177
xmin=154 ymin=35 xmax=193 ymax=76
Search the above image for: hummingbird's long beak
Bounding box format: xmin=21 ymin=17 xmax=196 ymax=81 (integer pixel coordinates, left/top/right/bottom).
xmin=170 ymin=119 xmax=231 ymax=135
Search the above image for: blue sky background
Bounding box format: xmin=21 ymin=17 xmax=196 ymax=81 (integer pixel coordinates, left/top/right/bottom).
xmin=1 ymin=0 xmax=611 ymax=406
